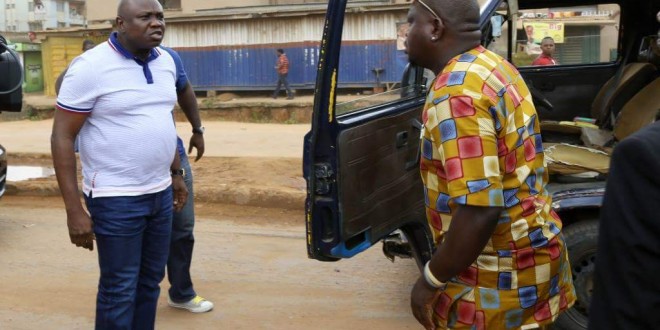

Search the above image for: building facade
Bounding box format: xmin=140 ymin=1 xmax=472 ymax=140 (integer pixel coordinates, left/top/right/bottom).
xmin=0 ymin=0 xmax=86 ymax=33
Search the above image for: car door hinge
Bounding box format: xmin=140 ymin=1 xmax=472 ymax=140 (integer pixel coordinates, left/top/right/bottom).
xmin=314 ymin=163 xmax=334 ymax=195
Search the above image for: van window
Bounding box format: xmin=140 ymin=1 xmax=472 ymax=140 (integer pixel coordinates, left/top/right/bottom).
xmin=334 ymin=0 xmax=425 ymax=117
xmin=488 ymin=4 xmax=620 ymax=67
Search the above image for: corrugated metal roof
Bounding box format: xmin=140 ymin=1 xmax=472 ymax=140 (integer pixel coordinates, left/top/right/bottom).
xmin=165 ymin=2 xmax=409 ymax=22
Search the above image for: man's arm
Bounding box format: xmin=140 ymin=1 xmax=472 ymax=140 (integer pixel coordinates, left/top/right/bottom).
xmin=410 ymin=204 xmax=502 ymax=329
xmin=54 ymin=68 xmax=68 ymax=95
xmin=177 ymin=82 xmax=205 ymax=161
xmin=428 ymin=205 xmax=502 ymax=281
xmin=170 ymin=147 xmax=188 ymax=212
xmin=51 ymin=110 xmax=94 ymax=251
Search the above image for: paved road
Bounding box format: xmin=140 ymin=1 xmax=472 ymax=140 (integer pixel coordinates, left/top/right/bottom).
xmin=0 ymin=196 xmax=421 ymax=329
xmin=0 ymin=119 xmax=309 ymax=158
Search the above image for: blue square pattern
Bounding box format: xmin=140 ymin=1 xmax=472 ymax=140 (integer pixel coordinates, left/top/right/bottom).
xmin=467 ymin=179 xmax=490 ymax=194
xmin=529 ymin=228 xmax=549 ymax=248
xmin=440 ymin=119 xmax=458 ymax=142
xmin=534 ymin=134 xmax=544 ymax=153
xmin=505 ymin=308 xmax=524 ymax=329
xmin=497 ymin=212 xmax=511 ymax=225
xmin=548 ymin=222 xmax=561 ymax=235
xmin=458 ymin=53 xmax=478 ymax=63
xmin=497 ymin=87 xmax=507 ymax=98
xmin=422 ymin=138 xmax=433 ymax=160
xmin=498 ymin=250 xmax=512 ymax=257
xmin=436 ymin=193 xmax=451 ymax=213
xmin=503 ymin=188 xmax=520 ymax=208
xmin=527 ymin=115 xmax=536 ymax=136
xmin=535 ymin=167 xmax=546 ymax=184
xmin=447 ymin=71 xmax=467 ymax=86
xmin=518 ymin=285 xmax=538 ymax=309
xmin=433 ymin=94 xmax=450 ymax=105
xmin=498 ymin=272 xmax=512 ymax=290
xmin=525 ymin=174 xmax=537 ymax=191
xmin=489 ymin=106 xmax=502 ymax=131
xmin=516 ymin=127 xmax=526 ymax=148
xmin=550 ymin=275 xmax=560 ymax=296
xmin=454 ymin=195 xmax=467 ymax=205
xmin=480 ymin=288 xmax=501 ymax=309
xmin=489 ymin=189 xmax=504 ymax=207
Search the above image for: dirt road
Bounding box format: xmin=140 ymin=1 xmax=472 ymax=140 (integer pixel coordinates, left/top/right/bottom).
xmin=0 ymin=196 xmax=421 ymax=329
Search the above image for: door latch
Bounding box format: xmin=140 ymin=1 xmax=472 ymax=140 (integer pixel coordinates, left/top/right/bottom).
xmin=314 ymin=163 xmax=334 ymax=195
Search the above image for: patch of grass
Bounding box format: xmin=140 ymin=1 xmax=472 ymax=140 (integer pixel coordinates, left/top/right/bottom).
xmin=200 ymin=98 xmax=215 ymax=108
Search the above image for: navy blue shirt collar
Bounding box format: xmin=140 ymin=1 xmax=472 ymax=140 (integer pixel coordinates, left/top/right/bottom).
xmin=109 ymin=32 xmax=160 ymax=84
xmin=109 ymin=32 xmax=160 ymax=63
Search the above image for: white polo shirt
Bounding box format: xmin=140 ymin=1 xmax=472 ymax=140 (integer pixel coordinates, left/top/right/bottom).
xmin=57 ymin=33 xmax=186 ymax=198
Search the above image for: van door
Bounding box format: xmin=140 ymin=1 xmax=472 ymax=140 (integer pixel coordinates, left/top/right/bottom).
xmin=304 ymin=0 xmax=503 ymax=263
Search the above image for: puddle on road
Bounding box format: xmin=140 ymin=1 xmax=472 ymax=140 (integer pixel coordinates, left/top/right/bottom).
xmin=7 ymin=166 xmax=56 ymax=182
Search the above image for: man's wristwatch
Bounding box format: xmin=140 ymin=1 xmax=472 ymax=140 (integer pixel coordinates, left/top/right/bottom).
xmin=192 ymin=126 xmax=205 ymax=134
xmin=171 ymin=168 xmax=186 ymax=177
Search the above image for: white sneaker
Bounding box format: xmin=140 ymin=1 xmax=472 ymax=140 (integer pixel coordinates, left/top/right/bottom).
xmin=168 ymin=295 xmax=214 ymax=313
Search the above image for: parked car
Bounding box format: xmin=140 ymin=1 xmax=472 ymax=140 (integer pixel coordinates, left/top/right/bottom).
xmin=0 ymin=33 xmax=24 ymax=199
xmin=303 ymin=0 xmax=659 ymax=329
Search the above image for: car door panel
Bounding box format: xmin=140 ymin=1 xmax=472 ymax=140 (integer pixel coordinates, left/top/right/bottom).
xmin=520 ymin=65 xmax=618 ymax=121
xmin=338 ymin=106 xmax=425 ymax=243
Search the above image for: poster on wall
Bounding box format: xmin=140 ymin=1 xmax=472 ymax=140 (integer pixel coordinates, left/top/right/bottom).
xmin=523 ymin=21 xmax=565 ymax=44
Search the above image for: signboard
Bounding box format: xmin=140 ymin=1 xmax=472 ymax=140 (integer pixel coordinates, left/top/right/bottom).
xmin=523 ymin=21 xmax=565 ymax=44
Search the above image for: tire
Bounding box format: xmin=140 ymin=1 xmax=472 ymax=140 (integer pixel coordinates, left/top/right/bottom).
xmin=554 ymin=219 xmax=599 ymax=330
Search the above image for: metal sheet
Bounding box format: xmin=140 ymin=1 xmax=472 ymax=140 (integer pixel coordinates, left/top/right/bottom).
xmin=167 ymin=10 xmax=409 ymax=90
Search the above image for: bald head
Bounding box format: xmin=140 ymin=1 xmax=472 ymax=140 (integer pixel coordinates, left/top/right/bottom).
xmin=406 ymin=0 xmax=481 ymax=74
xmin=117 ymin=0 xmax=162 ymax=17
xmin=426 ymin=0 xmax=480 ymax=33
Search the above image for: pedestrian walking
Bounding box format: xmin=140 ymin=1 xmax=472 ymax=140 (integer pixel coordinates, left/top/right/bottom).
xmin=272 ymin=48 xmax=294 ymax=99
xmin=405 ymin=0 xmax=575 ymax=328
xmin=51 ymin=0 xmax=188 ymax=328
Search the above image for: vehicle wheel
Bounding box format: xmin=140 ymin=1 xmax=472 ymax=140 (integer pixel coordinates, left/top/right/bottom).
xmin=554 ymin=219 xmax=599 ymax=330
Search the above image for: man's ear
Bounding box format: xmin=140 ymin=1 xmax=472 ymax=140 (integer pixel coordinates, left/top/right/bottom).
xmin=431 ymin=17 xmax=445 ymax=42
xmin=116 ymin=16 xmax=124 ymax=32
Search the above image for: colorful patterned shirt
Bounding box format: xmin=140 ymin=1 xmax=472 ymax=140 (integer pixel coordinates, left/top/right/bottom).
xmin=420 ymin=46 xmax=576 ymax=329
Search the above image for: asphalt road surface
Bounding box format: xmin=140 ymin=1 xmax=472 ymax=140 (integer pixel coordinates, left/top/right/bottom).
xmin=0 ymin=196 xmax=421 ymax=329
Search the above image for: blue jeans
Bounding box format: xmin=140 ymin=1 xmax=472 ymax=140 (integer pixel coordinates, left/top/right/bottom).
xmin=84 ymin=187 xmax=173 ymax=330
xmin=273 ymin=73 xmax=292 ymax=98
xmin=167 ymin=155 xmax=197 ymax=303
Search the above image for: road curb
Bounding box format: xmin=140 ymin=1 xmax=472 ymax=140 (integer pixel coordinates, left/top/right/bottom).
xmin=6 ymin=179 xmax=306 ymax=211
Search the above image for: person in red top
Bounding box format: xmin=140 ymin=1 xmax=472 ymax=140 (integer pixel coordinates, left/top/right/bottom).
xmin=272 ymin=48 xmax=294 ymax=99
xmin=532 ymin=37 xmax=558 ymax=66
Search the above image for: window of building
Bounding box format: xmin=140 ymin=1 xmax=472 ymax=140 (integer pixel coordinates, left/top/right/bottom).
xmin=158 ymin=0 xmax=181 ymax=10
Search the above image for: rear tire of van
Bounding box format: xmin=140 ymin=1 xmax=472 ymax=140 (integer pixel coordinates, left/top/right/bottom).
xmin=554 ymin=219 xmax=599 ymax=330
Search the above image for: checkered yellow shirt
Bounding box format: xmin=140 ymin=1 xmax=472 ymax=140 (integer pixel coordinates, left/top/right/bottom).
xmin=420 ymin=46 xmax=576 ymax=329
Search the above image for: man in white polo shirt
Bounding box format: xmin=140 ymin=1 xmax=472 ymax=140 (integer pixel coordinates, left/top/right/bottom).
xmin=51 ymin=0 xmax=188 ymax=328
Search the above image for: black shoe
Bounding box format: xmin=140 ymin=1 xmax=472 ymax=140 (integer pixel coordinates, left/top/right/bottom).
xmin=286 ymin=96 xmax=294 ymax=100
xmin=272 ymin=96 xmax=277 ymax=99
